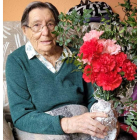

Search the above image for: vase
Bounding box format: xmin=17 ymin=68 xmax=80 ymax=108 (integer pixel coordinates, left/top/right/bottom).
xmin=90 ymin=98 xmax=117 ymax=140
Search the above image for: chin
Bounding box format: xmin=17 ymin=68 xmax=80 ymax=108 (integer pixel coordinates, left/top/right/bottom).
xmin=38 ymin=44 xmax=54 ymax=52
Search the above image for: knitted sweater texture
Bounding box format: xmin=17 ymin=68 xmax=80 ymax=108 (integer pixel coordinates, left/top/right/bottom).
xmin=6 ymin=45 xmax=96 ymax=135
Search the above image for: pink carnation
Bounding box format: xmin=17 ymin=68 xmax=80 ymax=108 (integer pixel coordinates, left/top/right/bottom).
xmin=100 ymin=39 xmax=121 ymax=55
xmin=83 ymin=30 xmax=104 ymax=42
xmin=77 ymin=58 xmax=90 ymax=65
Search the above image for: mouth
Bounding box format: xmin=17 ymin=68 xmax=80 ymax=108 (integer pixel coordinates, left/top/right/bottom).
xmin=41 ymin=40 xmax=52 ymax=45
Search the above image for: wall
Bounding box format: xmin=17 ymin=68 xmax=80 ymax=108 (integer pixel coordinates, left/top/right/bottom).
xmin=3 ymin=0 xmax=137 ymax=21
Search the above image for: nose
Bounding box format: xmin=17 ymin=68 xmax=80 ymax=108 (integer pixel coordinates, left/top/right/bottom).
xmin=41 ymin=25 xmax=50 ymax=36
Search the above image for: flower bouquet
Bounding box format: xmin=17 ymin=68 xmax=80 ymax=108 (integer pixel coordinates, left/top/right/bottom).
xmin=78 ymin=30 xmax=136 ymax=100
xmin=75 ymin=29 xmax=137 ymax=140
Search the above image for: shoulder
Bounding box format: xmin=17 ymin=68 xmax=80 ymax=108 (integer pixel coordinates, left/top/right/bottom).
xmin=7 ymin=45 xmax=28 ymax=64
xmin=8 ymin=45 xmax=27 ymax=60
xmin=9 ymin=45 xmax=26 ymax=57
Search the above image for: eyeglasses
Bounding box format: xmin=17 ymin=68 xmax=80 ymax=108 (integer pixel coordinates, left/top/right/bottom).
xmin=25 ymin=22 xmax=56 ymax=33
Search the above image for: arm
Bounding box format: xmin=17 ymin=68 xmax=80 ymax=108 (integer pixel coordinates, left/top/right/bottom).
xmin=6 ymin=55 xmax=65 ymax=135
xmin=83 ymin=81 xmax=97 ymax=110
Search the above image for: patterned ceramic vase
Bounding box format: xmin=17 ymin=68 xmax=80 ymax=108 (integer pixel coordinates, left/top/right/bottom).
xmin=90 ymin=98 xmax=117 ymax=140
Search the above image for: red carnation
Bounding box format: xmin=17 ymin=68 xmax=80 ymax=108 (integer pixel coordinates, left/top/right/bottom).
xmin=83 ymin=65 xmax=99 ymax=84
xmin=96 ymin=72 xmax=122 ymax=91
xmin=98 ymin=53 xmax=116 ymax=73
xmin=113 ymin=52 xmax=127 ymax=72
xmin=89 ymin=58 xmax=101 ymax=73
xmin=122 ymin=60 xmax=137 ymax=81
xmin=78 ymin=38 xmax=103 ymax=64
xmin=89 ymin=54 xmax=116 ymax=74
xmin=115 ymin=52 xmax=127 ymax=66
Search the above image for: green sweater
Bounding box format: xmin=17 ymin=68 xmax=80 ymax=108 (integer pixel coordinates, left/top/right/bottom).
xmin=6 ymin=45 xmax=96 ymax=135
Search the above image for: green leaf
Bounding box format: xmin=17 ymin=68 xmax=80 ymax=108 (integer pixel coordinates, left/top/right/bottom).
xmin=127 ymin=115 xmax=135 ymax=120
xmin=118 ymin=109 xmax=124 ymax=114
xmin=59 ymin=36 xmax=63 ymax=42
xmin=54 ymin=26 xmax=58 ymax=31
xmin=134 ymin=121 xmax=137 ymax=125
xmin=125 ymin=120 xmax=131 ymax=125
xmin=78 ymin=66 xmax=82 ymax=70
xmin=131 ymin=125 xmax=137 ymax=132
xmin=51 ymin=31 xmax=59 ymax=36
xmin=119 ymin=71 xmax=125 ymax=76
xmin=87 ymin=68 xmax=91 ymax=71
xmin=79 ymin=53 xmax=83 ymax=59
xmin=77 ymin=27 xmax=81 ymax=32
xmin=127 ymin=118 xmax=132 ymax=123
xmin=127 ymin=126 xmax=130 ymax=132
xmin=111 ymin=24 xmax=114 ymax=31
xmin=62 ymin=52 xmax=66 ymax=57
xmin=114 ymin=101 xmax=119 ymax=108
xmin=119 ymin=28 xmax=125 ymax=34
xmin=66 ymin=59 xmax=69 ymax=64
xmin=120 ymin=22 xmax=126 ymax=26
xmin=129 ymin=98 xmax=133 ymax=102
xmin=67 ymin=39 xmax=71 ymax=43
xmin=133 ymin=100 xmax=137 ymax=104
xmin=59 ymin=41 xmax=63 ymax=46
xmin=132 ymin=28 xmax=137 ymax=34
xmin=74 ymin=61 xmax=80 ymax=66
xmin=130 ymin=111 xmax=137 ymax=116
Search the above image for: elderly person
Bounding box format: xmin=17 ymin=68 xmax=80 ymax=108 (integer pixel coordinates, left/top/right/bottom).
xmin=6 ymin=1 xmax=112 ymax=139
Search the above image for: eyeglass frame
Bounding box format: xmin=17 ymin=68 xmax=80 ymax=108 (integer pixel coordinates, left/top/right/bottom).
xmin=25 ymin=21 xmax=56 ymax=33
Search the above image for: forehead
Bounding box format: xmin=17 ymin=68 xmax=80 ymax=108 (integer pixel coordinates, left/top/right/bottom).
xmin=28 ymin=8 xmax=55 ymax=24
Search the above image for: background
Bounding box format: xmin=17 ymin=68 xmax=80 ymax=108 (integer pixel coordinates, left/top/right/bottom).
xmin=2 ymin=0 xmax=138 ymax=139
xmin=3 ymin=0 xmax=137 ymax=21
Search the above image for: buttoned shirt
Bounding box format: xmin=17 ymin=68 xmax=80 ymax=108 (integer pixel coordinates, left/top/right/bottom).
xmin=25 ymin=41 xmax=72 ymax=73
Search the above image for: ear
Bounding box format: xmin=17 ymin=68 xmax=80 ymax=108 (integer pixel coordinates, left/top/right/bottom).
xmin=22 ymin=26 xmax=28 ymax=36
xmin=22 ymin=26 xmax=30 ymax=40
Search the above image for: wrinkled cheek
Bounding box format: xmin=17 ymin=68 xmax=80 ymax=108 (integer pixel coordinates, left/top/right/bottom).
xmin=30 ymin=32 xmax=41 ymax=42
xmin=29 ymin=33 xmax=41 ymax=51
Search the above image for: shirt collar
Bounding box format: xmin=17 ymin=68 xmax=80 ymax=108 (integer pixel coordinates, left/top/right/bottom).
xmin=25 ymin=41 xmax=39 ymax=59
xmin=25 ymin=41 xmax=72 ymax=60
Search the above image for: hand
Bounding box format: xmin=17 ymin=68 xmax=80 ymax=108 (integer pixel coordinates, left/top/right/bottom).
xmin=61 ymin=112 xmax=108 ymax=139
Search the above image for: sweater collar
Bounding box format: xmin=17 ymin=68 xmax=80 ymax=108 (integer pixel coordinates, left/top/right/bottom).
xmin=25 ymin=41 xmax=72 ymax=60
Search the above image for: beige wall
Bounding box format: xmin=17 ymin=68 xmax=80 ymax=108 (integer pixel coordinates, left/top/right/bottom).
xmin=3 ymin=0 xmax=137 ymax=21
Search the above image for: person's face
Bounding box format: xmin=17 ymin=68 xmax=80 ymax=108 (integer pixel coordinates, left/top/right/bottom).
xmin=23 ymin=8 xmax=56 ymax=55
